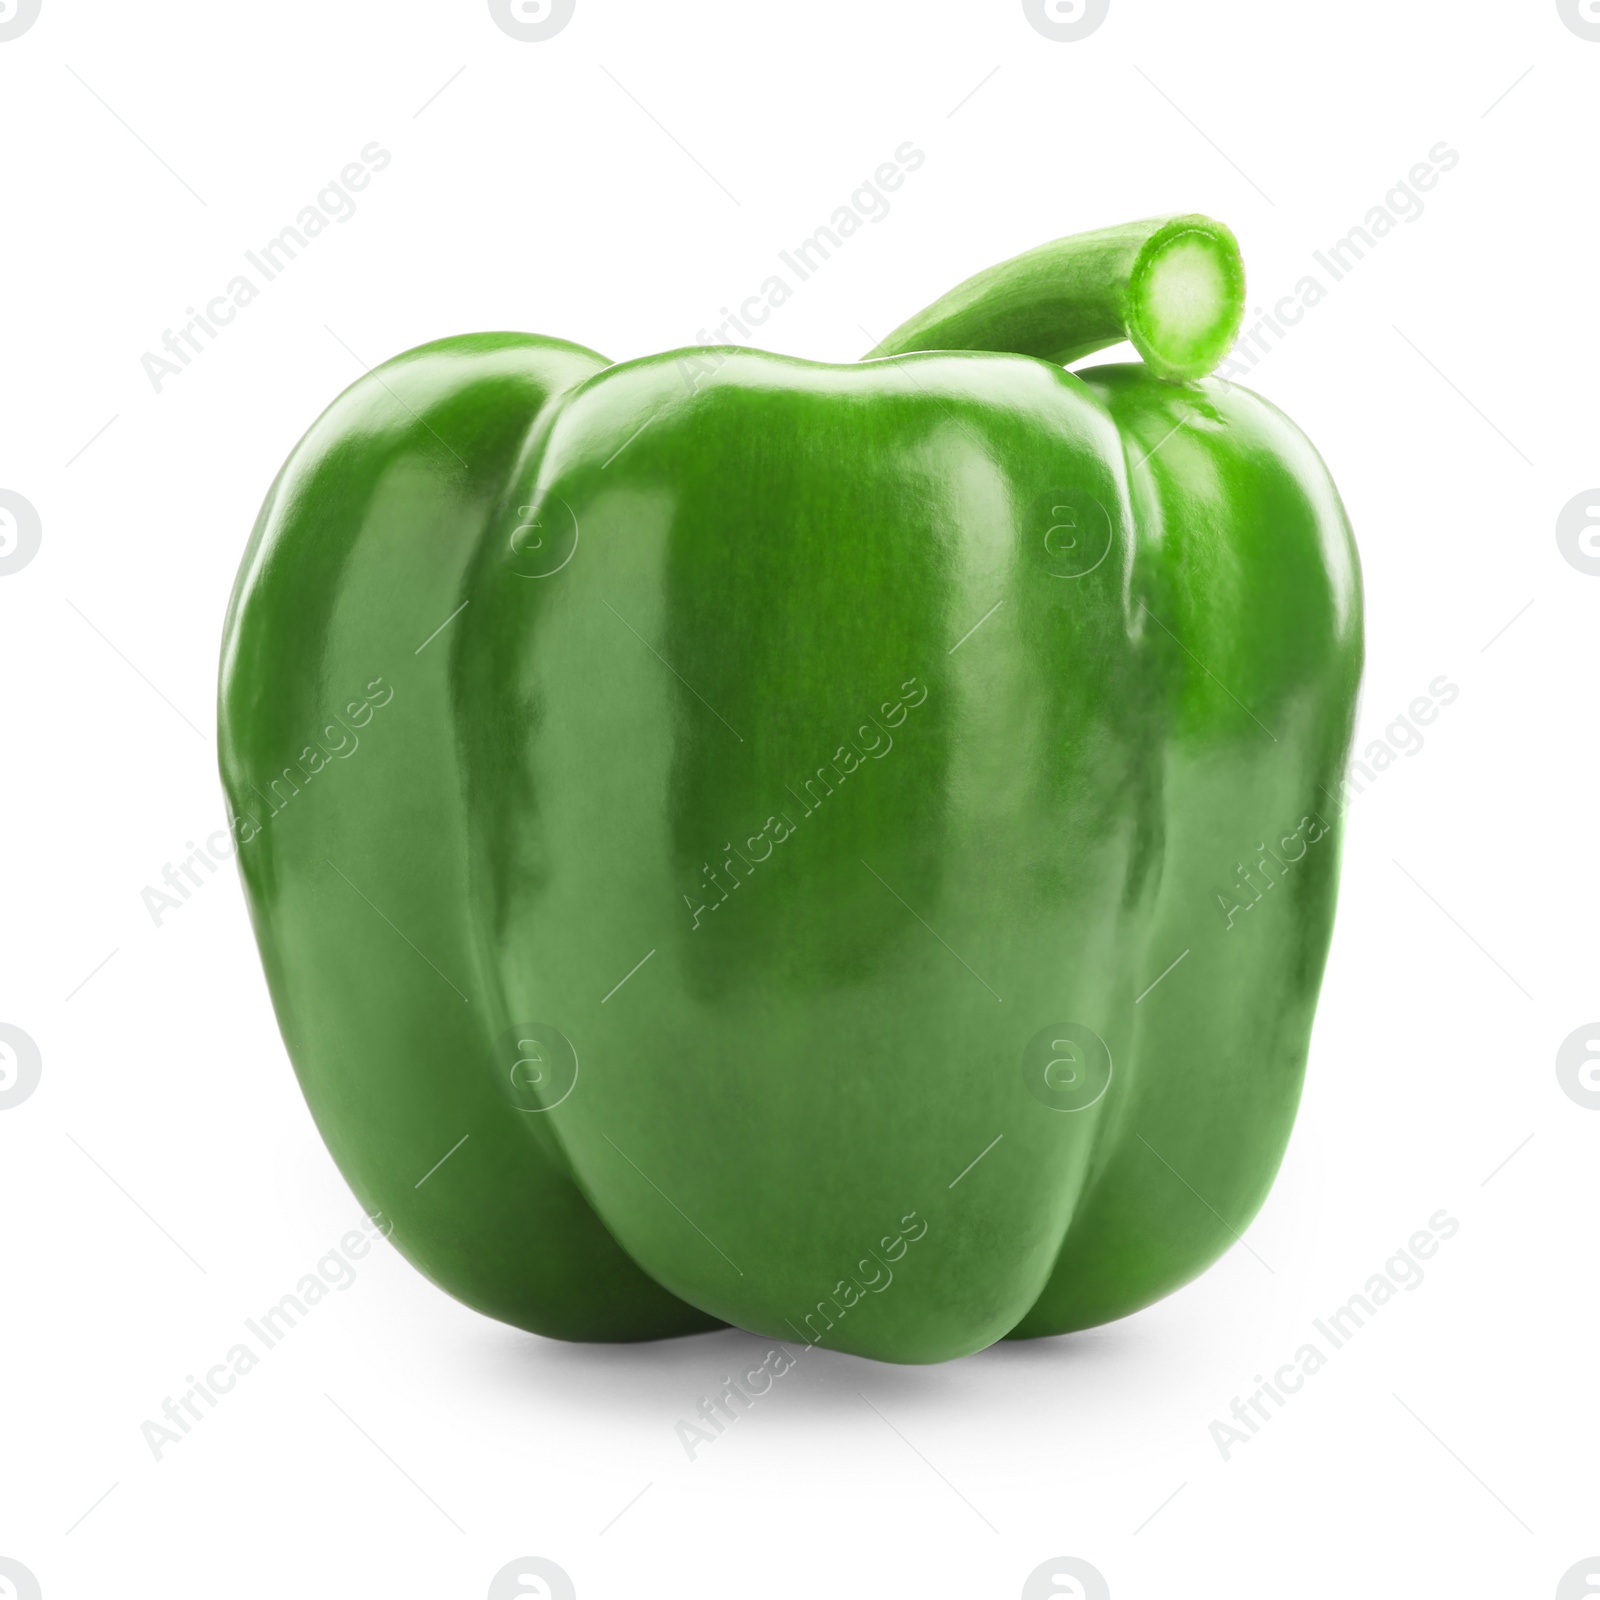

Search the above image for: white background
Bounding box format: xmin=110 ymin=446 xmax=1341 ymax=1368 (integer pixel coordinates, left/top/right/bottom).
xmin=2 ymin=2 xmax=1595 ymax=1597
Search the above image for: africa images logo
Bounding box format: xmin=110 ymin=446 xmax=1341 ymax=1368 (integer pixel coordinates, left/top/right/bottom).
xmin=1022 ymin=0 xmax=1109 ymax=42
xmin=0 ymin=0 xmax=41 ymax=42
xmin=0 ymin=489 xmax=42 ymax=576
xmin=488 ymin=0 xmax=575 ymax=42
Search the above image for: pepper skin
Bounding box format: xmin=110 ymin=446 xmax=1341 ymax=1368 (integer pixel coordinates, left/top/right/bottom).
xmin=219 ymin=216 xmax=1360 ymax=1363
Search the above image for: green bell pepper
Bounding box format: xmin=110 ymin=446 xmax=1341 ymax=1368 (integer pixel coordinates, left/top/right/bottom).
xmin=218 ymin=214 xmax=1361 ymax=1364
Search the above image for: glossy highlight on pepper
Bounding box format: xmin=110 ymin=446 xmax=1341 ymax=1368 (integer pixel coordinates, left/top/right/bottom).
xmin=218 ymin=214 xmax=1361 ymax=1363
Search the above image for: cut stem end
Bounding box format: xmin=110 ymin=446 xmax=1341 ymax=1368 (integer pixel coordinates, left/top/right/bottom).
xmin=1125 ymin=218 xmax=1246 ymax=382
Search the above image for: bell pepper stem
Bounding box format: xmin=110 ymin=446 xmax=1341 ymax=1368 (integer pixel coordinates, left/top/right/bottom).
xmin=862 ymin=214 xmax=1245 ymax=382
